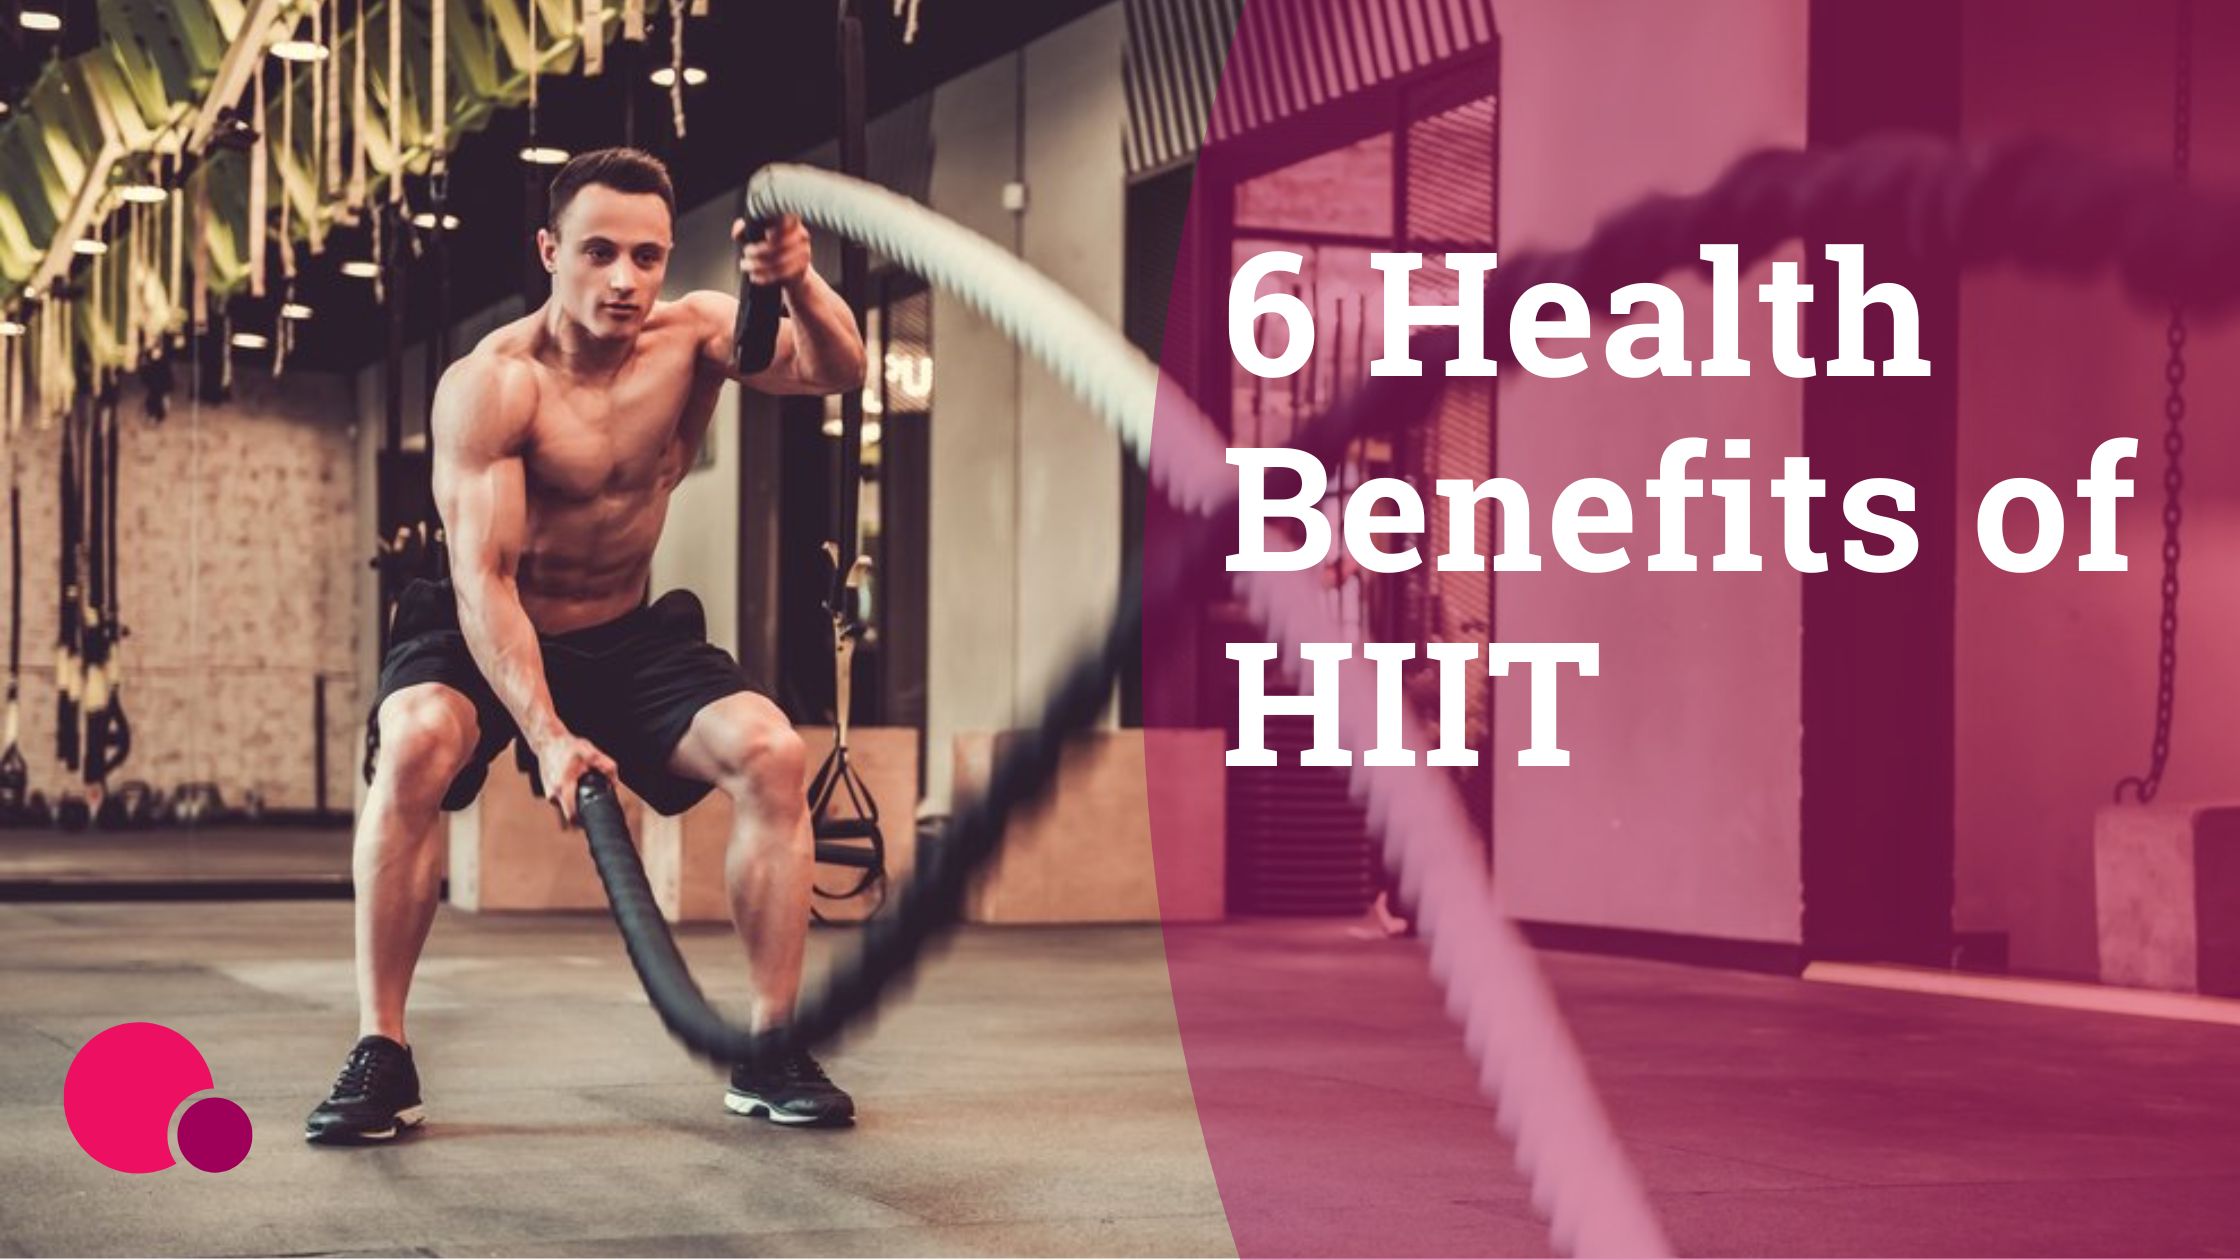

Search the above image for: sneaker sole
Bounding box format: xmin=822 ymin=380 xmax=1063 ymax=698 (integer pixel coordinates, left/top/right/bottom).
xmin=724 ymin=1091 xmax=852 ymax=1127
xmin=304 ymin=1105 xmax=426 ymax=1145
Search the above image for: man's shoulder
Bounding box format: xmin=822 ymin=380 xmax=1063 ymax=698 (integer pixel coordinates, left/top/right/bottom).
xmin=435 ymin=342 xmax=538 ymax=444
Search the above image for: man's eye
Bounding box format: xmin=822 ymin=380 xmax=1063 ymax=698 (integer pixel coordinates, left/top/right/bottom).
xmin=587 ymin=246 xmax=614 ymax=261
xmin=635 ymin=251 xmax=662 ymax=266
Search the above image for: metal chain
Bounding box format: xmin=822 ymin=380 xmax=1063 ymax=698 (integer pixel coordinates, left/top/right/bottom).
xmin=2117 ymin=0 xmax=2191 ymax=805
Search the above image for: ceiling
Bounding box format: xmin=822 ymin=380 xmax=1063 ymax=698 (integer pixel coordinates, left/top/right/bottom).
xmin=0 ymin=0 xmax=1113 ymax=376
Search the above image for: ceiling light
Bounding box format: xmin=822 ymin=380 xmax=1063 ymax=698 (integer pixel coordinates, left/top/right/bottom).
xmin=410 ymin=212 xmax=462 ymax=230
xmin=19 ymin=10 xmax=61 ymax=32
xmin=230 ymin=332 xmax=270 ymax=350
xmin=73 ymin=238 xmax=108 ymax=256
xmin=118 ymin=183 xmax=169 ymax=204
xmin=0 ymin=321 xmax=25 ymax=337
xmin=519 ymin=146 xmax=569 ymax=166
xmin=340 ymin=260 xmax=379 ymax=279
xmin=648 ymin=66 xmax=707 ymax=88
xmin=281 ymin=302 xmax=313 ymax=320
xmin=270 ymin=39 xmax=330 ymax=62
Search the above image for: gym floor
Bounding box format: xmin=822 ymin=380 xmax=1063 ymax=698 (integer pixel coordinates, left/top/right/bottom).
xmin=0 ymin=827 xmax=354 ymax=892
xmin=3 ymin=904 xmax=2237 ymax=1257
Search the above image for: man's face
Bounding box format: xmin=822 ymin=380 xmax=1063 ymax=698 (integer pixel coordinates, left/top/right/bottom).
xmin=538 ymin=184 xmax=673 ymax=340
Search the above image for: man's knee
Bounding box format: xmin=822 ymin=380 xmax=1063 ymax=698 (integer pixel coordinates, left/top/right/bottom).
xmin=705 ymin=702 xmax=807 ymax=811
xmin=375 ymin=686 xmax=480 ymax=795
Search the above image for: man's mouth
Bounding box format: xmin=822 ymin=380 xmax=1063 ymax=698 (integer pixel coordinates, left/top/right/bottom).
xmin=602 ymin=302 xmax=639 ymax=315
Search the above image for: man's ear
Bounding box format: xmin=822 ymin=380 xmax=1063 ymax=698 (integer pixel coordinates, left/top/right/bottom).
xmin=536 ymin=227 xmax=557 ymax=274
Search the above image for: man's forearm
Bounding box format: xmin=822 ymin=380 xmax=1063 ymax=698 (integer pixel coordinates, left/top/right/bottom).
xmin=784 ymin=271 xmax=866 ymax=392
xmin=453 ymin=576 xmax=566 ymax=749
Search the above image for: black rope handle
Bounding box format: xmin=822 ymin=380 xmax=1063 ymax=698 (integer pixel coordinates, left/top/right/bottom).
xmin=587 ymin=133 xmax=2240 ymax=1070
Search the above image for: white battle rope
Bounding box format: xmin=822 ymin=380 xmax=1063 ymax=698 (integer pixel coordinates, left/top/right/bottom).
xmin=745 ymin=163 xmax=1670 ymax=1258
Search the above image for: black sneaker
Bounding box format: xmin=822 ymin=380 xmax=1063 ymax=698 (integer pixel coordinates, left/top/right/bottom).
xmin=725 ymin=1050 xmax=854 ymax=1127
xmin=305 ymin=1034 xmax=425 ymax=1145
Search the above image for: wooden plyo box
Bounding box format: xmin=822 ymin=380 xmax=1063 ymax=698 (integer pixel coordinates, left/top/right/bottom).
xmin=954 ymin=728 xmax=1226 ymax=925
xmin=446 ymin=755 xmax=646 ymax=913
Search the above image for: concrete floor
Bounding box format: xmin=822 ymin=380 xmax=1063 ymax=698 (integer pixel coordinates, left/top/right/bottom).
xmin=0 ymin=827 xmax=353 ymax=889
xmin=3 ymin=904 xmax=2239 ymax=1256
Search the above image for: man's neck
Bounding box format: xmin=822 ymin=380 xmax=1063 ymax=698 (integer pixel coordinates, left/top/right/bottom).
xmin=540 ymin=301 xmax=635 ymax=380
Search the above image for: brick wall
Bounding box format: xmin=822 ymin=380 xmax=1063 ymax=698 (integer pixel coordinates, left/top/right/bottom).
xmin=1 ymin=369 xmax=362 ymax=811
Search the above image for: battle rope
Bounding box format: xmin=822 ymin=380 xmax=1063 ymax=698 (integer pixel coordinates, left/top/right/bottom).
xmin=585 ymin=135 xmax=2240 ymax=1259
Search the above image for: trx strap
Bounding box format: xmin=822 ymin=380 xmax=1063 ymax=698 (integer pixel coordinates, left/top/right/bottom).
xmin=1 ymin=341 xmax=25 ymax=819
xmin=56 ymin=367 xmax=83 ymax=771
xmin=809 ymin=0 xmax=887 ymax=911
xmin=82 ymin=379 xmax=108 ymax=779
xmin=729 ymin=0 xmax=888 ymax=911
xmin=81 ymin=380 xmax=130 ymax=788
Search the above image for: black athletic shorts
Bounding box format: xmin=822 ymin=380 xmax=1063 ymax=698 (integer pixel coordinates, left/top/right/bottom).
xmin=364 ymin=578 xmax=759 ymax=816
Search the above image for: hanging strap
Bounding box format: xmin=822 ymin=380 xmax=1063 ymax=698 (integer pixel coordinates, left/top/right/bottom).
xmin=667 ymin=0 xmax=685 ymax=138
xmin=324 ymin=0 xmax=343 ymax=200
xmin=431 ymin=0 xmax=447 ymax=156
xmin=349 ymin=0 xmax=368 ymax=213
xmin=826 ymin=0 xmax=869 ymax=627
xmin=249 ymin=68 xmax=269 ymax=298
xmin=388 ymin=0 xmax=403 ymax=204
xmin=581 ymin=0 xmax=604 ymax=74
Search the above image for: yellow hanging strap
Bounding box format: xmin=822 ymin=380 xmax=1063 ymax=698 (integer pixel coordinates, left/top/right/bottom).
xmin=279 ymin=60 xmax=297 ymax=283
xmin=168 ymin=160 xmax=185 ymax=337
xmin=388 ymin=0 xmax=402 ymax=204
xmin=324 ymin=0 xmax=343 ymax=200
xmin=527 ymin=0 xmax=539 ymax=120
xmin=667 ymin=0 xmax=684 ymax=137
xmin=191 ymin=168 xmax=210 ymax=336
xmin=581 ymin=0 xmax=603 ymax=75
xmin=123 ymin=206 xmax=140 ymax=365
xmin=431 ymin=0 xmax=446 ymax=156
xmin=249 ymin=67 xmax=268 ymax=298
xmin=304 ymin=3 xmax=327 ymax=255
xmin=349 ymin=0 xmax=367 ymax=213
xmin=623 ymin=0 xmax=644 ymax=42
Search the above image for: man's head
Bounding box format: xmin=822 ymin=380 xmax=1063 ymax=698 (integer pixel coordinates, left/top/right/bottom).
xmin=538 ymin=147 xmax=676 ymax=340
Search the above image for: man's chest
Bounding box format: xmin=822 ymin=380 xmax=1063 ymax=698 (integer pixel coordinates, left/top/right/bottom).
xmin=524 ymin=346 xmax=711 ymax=497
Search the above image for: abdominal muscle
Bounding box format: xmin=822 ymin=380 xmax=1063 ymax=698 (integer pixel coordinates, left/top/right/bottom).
xmin=514 ymin=483 xmax=676 ymax=634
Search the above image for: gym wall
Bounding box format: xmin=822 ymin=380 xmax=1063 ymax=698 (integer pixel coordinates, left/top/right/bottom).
xmin=4 ymin=370 xmax=362 ymax=812
xmin=1489 ymin=0 xmax=1812 ymax=949
xmin=1957 ymin=0 xmax=2240 ymax=979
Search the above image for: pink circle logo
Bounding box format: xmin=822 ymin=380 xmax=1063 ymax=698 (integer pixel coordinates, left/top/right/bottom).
xmin=63 ymin=1023 xmax=254 ymax=1174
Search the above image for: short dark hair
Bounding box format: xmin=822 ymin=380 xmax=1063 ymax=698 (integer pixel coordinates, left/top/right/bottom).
xmin=546 ymin=147 xmax=675 ymax=232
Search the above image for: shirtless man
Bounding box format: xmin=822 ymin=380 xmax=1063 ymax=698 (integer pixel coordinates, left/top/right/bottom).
xmin=307 ymin=148 xmax=866 ymax=1143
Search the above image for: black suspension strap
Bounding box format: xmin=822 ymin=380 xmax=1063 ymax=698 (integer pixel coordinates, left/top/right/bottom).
xmin=806 ymin=0 xmax=889 ymax=913
xmin=1 ymin=382 xmax=24 ymax=819
xmin=599 ymin=133 xmax=2240 ymax=1073
xmin=82 ymin=379 xmax=131 ymax=787
xmin=2115 ymin=0 xmax=2192 ymax=806
xmin=55 ymin=373 xmax=83 ymax=773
